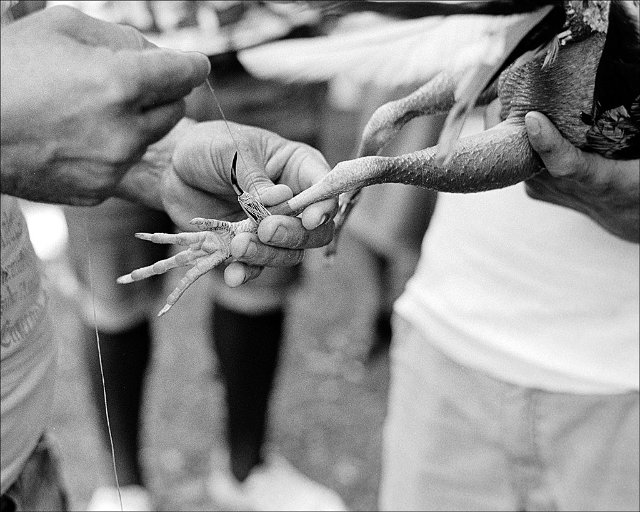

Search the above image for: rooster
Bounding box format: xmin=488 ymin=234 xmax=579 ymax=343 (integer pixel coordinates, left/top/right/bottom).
xmin=120 ymin=0 xmax=639 ymax=315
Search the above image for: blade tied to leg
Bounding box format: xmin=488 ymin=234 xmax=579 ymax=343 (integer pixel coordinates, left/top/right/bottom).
xmin=230 ymin=151 xmax=271 ymax=225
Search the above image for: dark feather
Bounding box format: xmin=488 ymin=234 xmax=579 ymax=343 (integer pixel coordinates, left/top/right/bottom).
xmin=584 ymin=0 xmax=640 ymax=158
xmin=309 ymin=0 xmax=564 ymax=19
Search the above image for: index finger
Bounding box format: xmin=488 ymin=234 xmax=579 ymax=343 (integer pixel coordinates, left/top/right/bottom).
xmin=285 ymin=145 xmax=333 ymax=192
xmin=125 ymin=48 xmax=210 ymax=108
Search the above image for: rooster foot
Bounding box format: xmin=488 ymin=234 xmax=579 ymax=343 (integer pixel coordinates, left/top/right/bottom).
xmin=117 ymin=217 xmax=257 ymax=316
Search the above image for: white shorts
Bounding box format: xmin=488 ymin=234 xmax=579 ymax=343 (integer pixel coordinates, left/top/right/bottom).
xmin=380 ymin=315 xmax=640 ymax=511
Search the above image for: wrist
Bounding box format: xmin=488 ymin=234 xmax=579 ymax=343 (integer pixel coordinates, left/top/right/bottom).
xmin=0 ymin=141 xmax=57 ymax=202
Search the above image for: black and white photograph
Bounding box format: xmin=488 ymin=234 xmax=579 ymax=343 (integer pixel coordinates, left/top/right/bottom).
xmin=1 ymin=1 xmax=638 ymax=511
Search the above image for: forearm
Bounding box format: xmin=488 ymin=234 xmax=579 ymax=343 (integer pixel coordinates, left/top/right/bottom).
xmin=0 ymin=140 xmax=111 ymax=206
xmin=114 ymin=117 xmax=197 ymax=210
xmin=0 ymin=142 xmax=50 ymax=200
xmin=526 ymin=156 xmax=640 ymax=244
xmin=524 ymin=112 xmax=640 ymax=244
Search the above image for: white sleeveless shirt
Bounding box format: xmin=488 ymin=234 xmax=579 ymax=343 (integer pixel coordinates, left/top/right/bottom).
xmin=395 ymin=120 xmax=639 ymax=394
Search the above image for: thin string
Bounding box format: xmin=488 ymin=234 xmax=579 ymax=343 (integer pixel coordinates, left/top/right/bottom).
xmin=74 ymin=69 xmax=238 ymax=512
xmin=3 ymin=2 xmax=123 ymax=508
xmin=84 ymin=216 xmax=123 ymax=512
xmin=204 ymin=75 xmax=260 ymax=199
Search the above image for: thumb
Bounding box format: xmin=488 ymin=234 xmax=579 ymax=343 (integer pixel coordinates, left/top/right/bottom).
xmin=239 ymin=159 xmax=293 ymax=207
xmin=252 ymin=182 xmax=294 ymax=207
xmin=525 ymin=111 xmax=587 ymax=179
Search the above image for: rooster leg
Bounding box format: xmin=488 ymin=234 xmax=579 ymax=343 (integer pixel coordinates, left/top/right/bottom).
xmin=279 ymin=118 xmax=540 ymax=216
xmin=321 ymin=73 xmax=458 ymax=255
xmin=358 ymin=73 xmax=456 ymax=158
xmin=358 ymin=72 xmax=498 ymax=158
xmin=157 ymin=252 xmax=231 ymax=316
xmin=325 ymin=73 xmax=499 ymax=255
xmin=189 ymin=217 xmax=256 ymax=234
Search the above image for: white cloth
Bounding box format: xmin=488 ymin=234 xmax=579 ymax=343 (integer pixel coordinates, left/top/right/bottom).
xmin=1 ymin=195 xmax=56 ymax=493
xmin=395 ymin=122 xmax=639 ymax=394
xmin=380 ymin=317 xmax=639 ymax=510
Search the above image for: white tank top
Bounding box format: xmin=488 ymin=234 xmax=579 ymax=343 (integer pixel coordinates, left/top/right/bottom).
xmin=395 ymin=118 xmax=639 ymax=394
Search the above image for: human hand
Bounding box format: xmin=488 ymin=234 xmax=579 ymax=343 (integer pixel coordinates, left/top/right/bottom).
xmin=161 ymin=121 xmax=336 ymax=287
xmin=524 ymin=112 xmax=639 ymax=243
xmin=0 ymin=5 xmax=209 ymax=205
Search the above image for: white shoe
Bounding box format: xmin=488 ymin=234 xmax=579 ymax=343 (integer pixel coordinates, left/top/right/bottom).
xmin=86 ymin=484 xmax=153 ymax=511
xmin=208 ymin=454 xmax=348 ymax=511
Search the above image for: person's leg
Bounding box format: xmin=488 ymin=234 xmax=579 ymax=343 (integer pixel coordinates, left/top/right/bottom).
xmin=212 ymin=303 xmax=284 ymax=482
xmin=209 ymin=266 xmax=295 ymax=482
xmin=64 ymin=198 xmax=172 ymax=507
xmin=381 ymin=316 xmax=640 ymax=511
xmin=207 ymin=267 xmax=347 ymax=511
xmin=345 ymin=182 xmax=435 ymax=362
xmin=81 ymin=321 xmax=151 ymax=486
xmin=337 ymin=83 xmax=444 ymax=361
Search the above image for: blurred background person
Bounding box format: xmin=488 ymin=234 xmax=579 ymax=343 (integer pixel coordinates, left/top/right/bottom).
xmin=54 ymin=2 xmax=443 ymax=509
xmin=51 ymin=2 xmax=346 ymax=510
xmin=184 ymin=15 xmax=344 ymax=511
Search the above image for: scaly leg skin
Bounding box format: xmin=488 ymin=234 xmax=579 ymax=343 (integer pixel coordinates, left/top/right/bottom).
xmin=323 ymin=73 xmax=458 ymax=256
xmin=358 ymin=72 xmax=497 ymax=159
xmin=327 ymin=72 xmax=498 ymax=255
xmin=357 ymin=72 xmax=457 ymax=158
xmin=284 ymin=119 xmax=540 ymax=214
xmin=117 ymin=217 xmax=257 ymax=316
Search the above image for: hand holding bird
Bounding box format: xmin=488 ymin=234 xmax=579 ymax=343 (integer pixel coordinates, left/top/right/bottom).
xmin=525 ymin=111 xmax=639 ymax=243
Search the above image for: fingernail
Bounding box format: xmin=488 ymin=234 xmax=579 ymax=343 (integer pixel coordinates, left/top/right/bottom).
xmin=525 ymin=113 xmax=541 ymax=137
xmin=243 ymin=241 xmax=258 ymax=258
xmin=319 ymin=214 xmax=330 ymax=226
xmin=269 ymin=226 xmax=287 ymax=244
